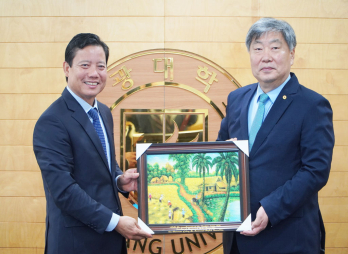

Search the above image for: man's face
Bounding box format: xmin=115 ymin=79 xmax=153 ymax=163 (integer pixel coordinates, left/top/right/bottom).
xmin=63 ymin=45 xmax=107 ymax=106
xmin=249 ymin=31 xmax=295 ymax=92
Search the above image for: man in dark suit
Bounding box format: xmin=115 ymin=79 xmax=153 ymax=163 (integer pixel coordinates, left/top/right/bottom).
xmin=33 ymin=33 xmax=151 ymax=254
xmin=218 ymin=18 xmax=334 ymax=254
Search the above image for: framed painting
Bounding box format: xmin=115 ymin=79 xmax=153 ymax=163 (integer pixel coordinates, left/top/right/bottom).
xmin=137 ymin=141 xmax=250 ymax=234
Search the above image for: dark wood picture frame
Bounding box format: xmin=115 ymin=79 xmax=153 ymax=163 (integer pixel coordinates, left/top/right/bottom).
xmin=137 ymin=141 xmax=250 ymax=234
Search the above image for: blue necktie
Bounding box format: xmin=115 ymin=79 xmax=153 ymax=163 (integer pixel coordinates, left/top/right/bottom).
xmin=88 ymin=108 xmax=107 ymax=159
xmin=249 ymin=93 xmax=269 ymax=151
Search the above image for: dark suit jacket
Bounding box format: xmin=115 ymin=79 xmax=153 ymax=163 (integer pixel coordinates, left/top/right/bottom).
xmin=217 ymin=73 xmax=334 ymax=254
xmin=33 ymin=88 xmax=127 ymax=254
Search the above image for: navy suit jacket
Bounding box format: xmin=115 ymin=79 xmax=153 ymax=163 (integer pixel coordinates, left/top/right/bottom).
xmin=217 ymin=73 xmax=334 ymax=254
xmin=33 ymin=88 xmax=127 ymax=254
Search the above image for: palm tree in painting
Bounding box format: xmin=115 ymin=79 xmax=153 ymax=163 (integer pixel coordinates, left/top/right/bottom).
xmin=168 ymin=153 xmax=192 ymax=185
xmin=192 ymin=153 xmax=213 ymax=204
xmin=212 ymin=152 xmax=239 ymax=221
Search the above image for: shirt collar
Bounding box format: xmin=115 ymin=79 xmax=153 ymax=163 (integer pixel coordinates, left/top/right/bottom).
xmin=66 ymin=86 xmax=99 ymax=113
xmin=256 ymin=74 xmax=291 ymax=103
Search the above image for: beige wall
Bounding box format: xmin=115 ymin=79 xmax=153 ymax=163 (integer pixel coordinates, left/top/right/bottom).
xmin=0 ymin=0 xmax=347 ymax=253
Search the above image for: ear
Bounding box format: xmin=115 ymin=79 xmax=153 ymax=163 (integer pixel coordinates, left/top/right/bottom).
xmin=63 ymin=61 xmax=70 ymax=79
xmin=290 ymin=48 xmax=295 ymax=66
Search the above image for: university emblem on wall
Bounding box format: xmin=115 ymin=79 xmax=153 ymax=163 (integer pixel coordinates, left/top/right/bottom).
xmin=99 ymin=49 xmax=240 ymax=254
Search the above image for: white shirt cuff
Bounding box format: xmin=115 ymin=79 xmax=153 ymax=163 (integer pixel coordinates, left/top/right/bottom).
xmin=115 ymin=175 xmax=128 ymax=193
xmin=105 ymin=213 xmax=120 ymax=232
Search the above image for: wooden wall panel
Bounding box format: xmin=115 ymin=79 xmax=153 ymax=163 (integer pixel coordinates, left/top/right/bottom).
xmin=0 ymin=197 xmax=45 ymax=223
xmin=0 ymin=0 xmax=164 ymax=17
xmin=282 ymin=18 xmax=348 ymax=44
xmin=326 ymin=223 xmax=348 ymax=247
xmin=0 ymin=248 xmax=41 ymax=254
xmin=165 ymin=17 xmax=348 ymax=44
xmin=325 ymin=248 xmax=348 ymax=254
xmin=165 ymin=17 xmax=252 ymax=42
xmin=333 ymin=121 xmax=348 ymax=146
xmin=165 ymin=0 xmax=348 ymax=18
xmin=0 ymin=43 xmax=164 ymax=68
xmin=0 ymin=172 xmax=44 ymax=197
xmin=165 ymin=0 xmax=255 ymax=17
xmin=0 ymin=120 xmax=35 ymax=146
xmin=332 ymin=146 xmax=348 ymax=172
xmin=0 ymin=44 xmax=65 ymax=68
xmin=295 ymin=44 xmax=348 ymax=69
xmin=0 ymin=17 xmax=164 ymax=43
xmin=0 ymin=94 xmax=60 ymax=120
xmin=319 ymin=197 xmax=348 ymax=223
xmin=326 ymin=249 xmax=348 ymax=254
xmin=293 ymin=69 xmax=348 ymax=95
xmin=0 ymin=69 xmax=65 ymax=94
xmin=259 ymin=0 xmax=348 ymax=18
xmin=0 ymin=222 xmax=45 ymax=248
xmin=320 ymin=172 xmax=348 ymax=197
xmin=324 ymin=95 xmax=348 ymax=121
xmin=0 ymin=146 xmax=39 ymax=171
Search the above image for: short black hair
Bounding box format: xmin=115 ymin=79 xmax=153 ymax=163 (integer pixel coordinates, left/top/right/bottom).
xmin=65 ymin=33 xmax=109 ymax=82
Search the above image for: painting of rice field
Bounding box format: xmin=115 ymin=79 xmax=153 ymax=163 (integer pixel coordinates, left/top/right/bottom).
xmin=145 ymin=151 xmax=241 ymax=225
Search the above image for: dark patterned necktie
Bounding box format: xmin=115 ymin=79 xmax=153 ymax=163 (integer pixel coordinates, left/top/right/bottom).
xmin=88 ymin=108 xmax=107 ymax=158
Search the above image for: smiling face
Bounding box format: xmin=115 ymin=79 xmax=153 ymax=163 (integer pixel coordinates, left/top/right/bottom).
xmin=63 ymin=45 xmax=107 ymax=106
xmin=249 ymin=31 xmax=295 ymax=93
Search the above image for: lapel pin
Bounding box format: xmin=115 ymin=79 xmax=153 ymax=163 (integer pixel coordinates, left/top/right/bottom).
xmin=283 ymin=95 xmax=287 ymax=100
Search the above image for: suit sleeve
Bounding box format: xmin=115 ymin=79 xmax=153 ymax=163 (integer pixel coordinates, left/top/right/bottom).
xmin=33 ymin=114 xmax=113 ymax=234
xmin=217 ymin=93 xmax=232 ymax=141
xmin=217 ymin=118 xmax=230 ymax=141
xmin=260 ymin=97 xmax=334 ymax=226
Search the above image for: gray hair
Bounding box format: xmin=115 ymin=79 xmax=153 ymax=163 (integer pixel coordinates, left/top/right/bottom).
xmin=245 ymin=18 xmax=297 ymax=51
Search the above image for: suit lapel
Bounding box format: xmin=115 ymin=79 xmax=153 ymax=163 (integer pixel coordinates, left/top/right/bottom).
xmin=99 ymin=106 xmax=116 ymax=175
xmin=240 ymin=84 xmax=257 ymax=140
xmin=99 ymin=106 xmax=124 ymax=212
xmin=250 ymin=74 xmax=299 ymax=157
xmin=62 ymin=89 xmax=110 ymax=170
